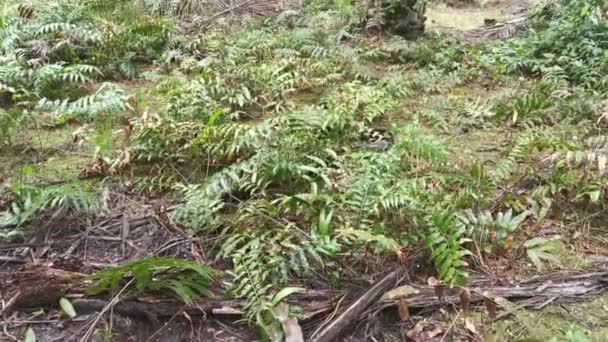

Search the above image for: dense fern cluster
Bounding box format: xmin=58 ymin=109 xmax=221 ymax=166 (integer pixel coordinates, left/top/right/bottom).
xmin=483 ymin=0 xmax=608 ymax=92
xmin=0 ymin=0 xmax=174 ymax=127
xmin=0 ymin=182 xmax=99 ymax=228
xmin=173 ymin=54 xmax=487 ymax=303
xmin=137 ymin=5 xmax=603 ymax=311
xmin=1 ymin=1 xmax=174 ymax=76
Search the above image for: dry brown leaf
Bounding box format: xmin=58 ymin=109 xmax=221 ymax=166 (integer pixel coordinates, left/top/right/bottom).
xmin=79 ymin=156 xmax=108 ymax=179
xmin=464 ymin=317 xmax=483 ymax=342
xmin=127 ymin=96 xmax=137 ymax=111
xmin=109 ymin=149 xmax=132 ymax=175
xmin=191 ymin=242 xmax=205 ymax=264
xmin=406 ymin=322 xmax=425 ymax=341
xmin=428 ymin=327 xmax=443 ymax=338
xmin=397 ymin=247 xmax=408 ymax=264
xmin=381 ymin=285 xmax=419 ymax=301
xmin=484 ymin=297 xmax=497 ymax=321
xmin=123 ymin=123 xmax=133 ymax=144
xmin=492 ymin=295 xmax=520 ymax=316
xmin=427 ymin=277 xmax=439 ymax=286
xmin=503 ymin=238 xmax=513 ymax=251
xmin=459 ymin=288 xmax=471 ymax=315
xmin=427 ymin=277 xmax=445 ymax=301
xmin=398 ymin=297 xmax=409 ymax=321
xmin=405 ymin=322 xmax=442 ymax=342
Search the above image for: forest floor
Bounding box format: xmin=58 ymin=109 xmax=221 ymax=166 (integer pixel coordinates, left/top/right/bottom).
xmin=427 ymin=0 xmax=532 ymax=31
xmin=2 ymin=0 xmax=608 ymax=341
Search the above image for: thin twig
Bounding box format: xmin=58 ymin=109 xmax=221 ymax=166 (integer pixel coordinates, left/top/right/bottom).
xmin=204 ymin=0 xmax=258 ymax=21
xmin=309 ymin=293 xmax=347 ymax=339
xmin=2 ymin=324 xmax=19 ymax=341
xmin=440 ymin=310 xmax=462 ymax=342
xmin=79 ymin=279 xmax=134 ymax=342
xmin=7 ymin=319 xmax=88 ymax=324
xmin=146 ymin=307 xmax=185 ymax=342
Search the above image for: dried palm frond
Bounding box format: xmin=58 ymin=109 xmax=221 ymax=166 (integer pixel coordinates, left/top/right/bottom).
xmin=134 ymin=0 xmax=301 ymax=19
xmin=207 ymin=0 xmax=302 ymax=19
xmin=135 ymin=0 xmax=210 ymax=16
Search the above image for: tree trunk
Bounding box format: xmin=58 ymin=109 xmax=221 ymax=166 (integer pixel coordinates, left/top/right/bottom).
xmin=383 ymin=0 xmax=426 ymax=38
xmin=367 ymin=0 xmax=427 ymax=38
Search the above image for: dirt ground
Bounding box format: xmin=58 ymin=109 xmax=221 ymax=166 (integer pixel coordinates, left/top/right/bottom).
xmin=427 ymin=0 xmax=533 ymax=31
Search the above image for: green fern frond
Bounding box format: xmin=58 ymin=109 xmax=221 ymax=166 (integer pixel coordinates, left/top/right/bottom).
xmin=1 ymin=182 xmax=99 ymax=227
xmin=89 ymin=257 xmax=216 ymax=304
xmin=493 ymin=131 xmax=561 ymax=184
xmin=424 ymin=210 xmax=471 ymax=286
xmin=37 ymin=83 xmax=130 ymax=118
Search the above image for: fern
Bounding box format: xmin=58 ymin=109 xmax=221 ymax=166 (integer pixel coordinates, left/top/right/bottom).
xmin=543 ymin=133 xmax=608 ymax=177
xmin=484 ymin=0 xmax=608 ymax=91
xmin=218 ymin=228 xmax=339 ymax=321
xmin=89 ymin=257 xmax=216 ymax=304
xmin=130 ymin=114 xmax=202 ymax=163
xmin=393 ymin=123 xmax=448 ymax=167
xmin=457 ymin=208 xmax=529 ymax=252
xmin=196 ymin=122 xmax=273 ymax=162
xmin=423 ymin=210 xmax=471 ymax=286
xmin=338 ymin=227 xmax=399 ymax=253
xmin=524 ymin=237 xmax=560 ymax=271
xmin=0 ymin=108 xmax=26 ymax=145
xmin=34 ymin=63 xmax=103 ymax=94
xmin=1 ymin=182 xmax=99 ymax=227
xmin=37 ymin=83 xmax=130 ymax=118
xmin=493 ymin=131 xmax=561 ymax=184
xmin=175 ymin=184 xmax=226 ymax=232
xmin=134 ymin=0 xmax=210 ymax=16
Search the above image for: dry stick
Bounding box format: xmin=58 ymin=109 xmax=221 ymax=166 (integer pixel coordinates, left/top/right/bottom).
xmin=2 ymin=324 xmax=18 ymax=342
xmin=0 ymin=256 xmax=27 ymax=263
xmin=79 ymin=279 xmax=134 ymax=342
xmin=0 ymin=291 xmax=21 ymax=317
xmin=204 ymin=0 xmax=258 ymax=21
xmin=439 ymin=310 xmax=462 ymax=342
xmin=146 ymin=307 xmax=185 ymax=342
xmin=309 ymin=293 xmax=347 ymax=339
xmin=5 ymin=319 xmax=87 ymax=324
xmin=212 ymin=319 xmax=248 ymax=341
xmin=310 ymin=266 xmax=404 ymax=342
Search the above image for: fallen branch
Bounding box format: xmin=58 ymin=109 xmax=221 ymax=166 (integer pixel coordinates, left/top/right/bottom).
xmin=6 ymin=266 xmax=339 ymax=319
xmin=371 ymin=269 xmax=608 ymax=314
xmin=460 ymin=16 xmax=528 ymax=43
xmin=6 ymin=266 xmax=608 ymax=335
xmin=309 ymin=266 xmax=405 ymax=342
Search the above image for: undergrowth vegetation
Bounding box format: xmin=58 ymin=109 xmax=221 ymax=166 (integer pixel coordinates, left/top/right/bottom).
xmin=1 ymin=0 xmax=608 ymax=339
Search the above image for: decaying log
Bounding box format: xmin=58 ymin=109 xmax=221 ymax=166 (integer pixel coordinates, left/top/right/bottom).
xmin=459 ymin=15 xmax=528 ymax=43
xmin=6 ymin=266 xmax=608 ymax=338
xmin=372 ymin=269 xmax=608 ymax=313
xmin=6 ymin=266 xmax=340 ymax=320
xmin=11 ymin=266 xmax=89 ymax=308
